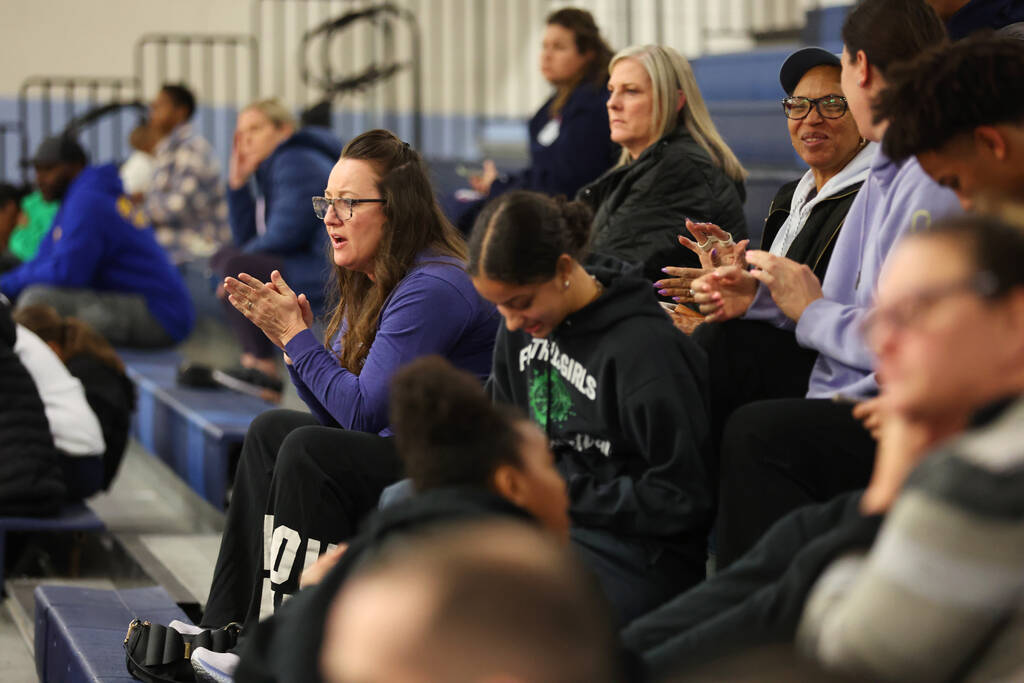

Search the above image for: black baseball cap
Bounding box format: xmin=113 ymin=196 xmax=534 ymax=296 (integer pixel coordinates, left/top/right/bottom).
xmin=30 ymin=135 xmax=88 ymax=166
xmin=779 ymin=47 xmax=842 ymax=95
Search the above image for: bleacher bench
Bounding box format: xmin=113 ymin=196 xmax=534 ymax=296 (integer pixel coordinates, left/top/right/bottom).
xmin=34 ymin=584 xmax=190 ymax=683
xmin=0 ymin=502 xmax=105 ymax=586
xmin=119 ymin=349 xmax=272 ymax=509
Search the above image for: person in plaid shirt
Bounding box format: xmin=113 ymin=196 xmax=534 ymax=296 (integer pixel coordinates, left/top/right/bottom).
xmin=144 ymin=83 xmax=229 ymax=257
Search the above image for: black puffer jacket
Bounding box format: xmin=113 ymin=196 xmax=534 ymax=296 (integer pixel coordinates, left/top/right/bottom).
xmin=760 ymin=178 xmax=863 ymax=281
xmin=578 ymin=125 xmax=747 ymax=281
xmin=0 ymin=304 xmax=66 ymax=516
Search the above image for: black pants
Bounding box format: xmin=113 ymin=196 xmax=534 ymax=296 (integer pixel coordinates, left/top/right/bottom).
xmin=692 ymin=319 xmax=818 ymax=466
xmin=714 ymin=398 xmax=875 ymax=569
xmin=201 ymin=409 xmax=401 ymax=630
xmin=572 ymin=527 xmax=705 ymax=627
xmin=621 ymin=491 xmax=880 ymax=678
xmin=211 ymin=246 xmax=284 ymax=360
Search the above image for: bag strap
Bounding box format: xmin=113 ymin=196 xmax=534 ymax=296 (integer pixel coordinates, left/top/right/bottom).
xmin=124 ymin=618 xmax=241 ymax=682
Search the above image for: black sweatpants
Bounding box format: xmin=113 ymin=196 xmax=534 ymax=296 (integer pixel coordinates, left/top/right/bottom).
xmin=201 ymin=409 xmax=400 ymax=630
xmin=692 ymin=319 xmax=818 ymax=466
xmin=714 ymin=398 xmax=875 ymax=569
xmin=211 ymin=245 xmax=284 ymax=360
xmin=571 ymin=527 xmax=705 ymax=627
xmin=621 ymin=491 xmax=881 ymax=678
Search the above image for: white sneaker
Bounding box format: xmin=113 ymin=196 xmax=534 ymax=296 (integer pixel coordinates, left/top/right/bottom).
xmin=168 ymin=619 xmax=204 ymax=636
xmin=191 ymin=646 xmax=239 ymax=683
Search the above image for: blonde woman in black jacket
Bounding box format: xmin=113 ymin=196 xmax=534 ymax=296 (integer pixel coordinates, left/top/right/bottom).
xmin=578 ymin=44 xmax=747 ymax=282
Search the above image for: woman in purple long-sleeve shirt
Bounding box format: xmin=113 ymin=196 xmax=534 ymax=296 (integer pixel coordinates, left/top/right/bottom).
xmin=201 ymin=130 xmax=500 ymax=632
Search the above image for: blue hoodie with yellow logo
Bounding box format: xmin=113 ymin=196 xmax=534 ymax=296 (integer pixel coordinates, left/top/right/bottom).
xmin=0 ymin=164 xmax=194 ymax=342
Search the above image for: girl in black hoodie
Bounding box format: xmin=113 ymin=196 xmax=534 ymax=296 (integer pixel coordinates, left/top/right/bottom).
xmin=468 ymin=190 xmax=714 ymax=624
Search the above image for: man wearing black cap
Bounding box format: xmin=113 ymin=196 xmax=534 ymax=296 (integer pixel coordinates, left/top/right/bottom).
xmin=0 ymin=134 xmax=194 ymax=347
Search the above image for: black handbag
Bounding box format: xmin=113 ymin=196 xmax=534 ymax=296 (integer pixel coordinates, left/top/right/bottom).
xmin=123 ymin=618 xmax=241 ymax=683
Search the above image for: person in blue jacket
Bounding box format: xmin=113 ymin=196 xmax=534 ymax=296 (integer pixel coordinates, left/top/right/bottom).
xmin=0 ymin=135 xmax=194 ymax=347
xmin=449 ymin=7 xmax=617 ymax=233
xmin=211 ymin=99 xmax=343 ymax=397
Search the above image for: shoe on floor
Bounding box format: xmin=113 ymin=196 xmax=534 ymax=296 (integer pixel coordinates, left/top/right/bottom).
xmin=177 ymin=363 xmax=219 ymax=389
xmin=212 ymin=366 xmax=283 ymax=402
xmin=191 ymin=647 xmax=240 ymax=683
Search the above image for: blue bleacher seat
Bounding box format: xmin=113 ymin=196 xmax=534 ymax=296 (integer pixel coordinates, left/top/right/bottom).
xmin=118 ymin=348 xmax=272 ymax=508
xmin=34 ymin=584 xmax=190 ymax=683
xmin=0 ymin=502 xmax=105 ymax=586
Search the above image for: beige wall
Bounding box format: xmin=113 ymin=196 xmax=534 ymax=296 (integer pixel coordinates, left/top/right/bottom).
xmin=0 ymin=0 xmax=819 ymax=116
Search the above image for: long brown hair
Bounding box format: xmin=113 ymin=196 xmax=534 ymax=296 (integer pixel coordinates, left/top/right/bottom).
xmin=324 ymin=129 xmax=467 ymax=373
xmin=546 ymin=8 xmax=614 ymax=118
xmin=13 ymin=304 xmax=125 ymax=373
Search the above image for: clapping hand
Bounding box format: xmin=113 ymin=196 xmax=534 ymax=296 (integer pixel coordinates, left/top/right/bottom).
xmin=690 ymin=265 xmax=759 ymax=322
xmin=224 ymin=270 xmax=311 ymax=349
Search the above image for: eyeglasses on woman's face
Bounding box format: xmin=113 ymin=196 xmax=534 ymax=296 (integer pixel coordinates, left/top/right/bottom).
xmin=312 ymin=196 xmax=386 ymax=220
xmin=782 ymin=94 xmax=848 ymax=120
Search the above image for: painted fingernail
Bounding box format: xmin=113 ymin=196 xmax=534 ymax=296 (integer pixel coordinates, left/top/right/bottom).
xmin=661 ymin=267 xmax=669 ymax=273
xmin=673 ymin=297 xmax=681 ymax=302
xmin=711 ymin=248 xmax=717 ymax=258
xmin=658 ymin=289 xmax=668 ymax=296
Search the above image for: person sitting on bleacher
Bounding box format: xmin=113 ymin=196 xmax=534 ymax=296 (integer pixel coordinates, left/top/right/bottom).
xmin=144 ymin=83 xmax=230 ymax=256
xmin=319 ymin=521 xmax=618 ymax=683
xmin=621 ymin=211 xmax=1024 ymax=681
xmin=798 ymin=213 xmax=1024 ymax=682
xmin=689 ymin=0 xmax=961 ymax=568
xmin=200 ymin=130 xmax=499 ymax=633
xmin=578 ymin=44 xmax=748 ymax=282
xmin=14 ymin=304 xmax=135 ymax=492
xmin=3 ymin=295 xmax=107 ymax=501
xmin=470 ymin=191 xmax=712 ymax=625
xmin=0 ymin=135 xmax=195 ymax=348
xmin=658 ymin=46 xmax=874 ymax=335
xmin=210 ymin=98 xmax=343 ymax=398
xmin=0 ymin=296 xmax=67 ymax=516
xmin=878 ymin=35 xmax=1024 ymax=210
xmin=218 ymin=355 xmax=583 ymax=683
xmin=0 ymin=182 xmax=60 ymax=273
xmin=447 ymin=7 xmax=617 ymax=234
xmin=0 ymin=182 xmax=28 ymax=272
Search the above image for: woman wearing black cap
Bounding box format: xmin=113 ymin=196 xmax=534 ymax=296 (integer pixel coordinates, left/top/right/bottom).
xmin=653 ymin=46 xmax=876 ymax=483
xmin=658 ymin=46 xmax=872 ymax=330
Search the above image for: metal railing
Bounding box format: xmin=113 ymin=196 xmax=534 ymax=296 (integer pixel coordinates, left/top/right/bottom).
xmin=254 ymin=0 xmax=424 ymax=147
xmin=16 ymin=76 xmax=141 ymax=181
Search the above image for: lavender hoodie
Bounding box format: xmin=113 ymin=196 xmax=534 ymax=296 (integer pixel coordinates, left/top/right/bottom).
xmin=745 ymin=146 xmax=960 ymax=399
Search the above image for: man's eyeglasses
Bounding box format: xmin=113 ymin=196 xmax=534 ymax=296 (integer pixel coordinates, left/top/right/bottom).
xmin=312 ymin=196 xmax=386 ymax=220
xmin=860 ymin=272 xmax=999 ymax=345
xmin=782 ymin=95 xmax=849 ymax=120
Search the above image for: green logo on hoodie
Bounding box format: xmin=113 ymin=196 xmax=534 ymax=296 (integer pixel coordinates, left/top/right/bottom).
xmin=528 ymin=367 xmax=575 ymax=428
